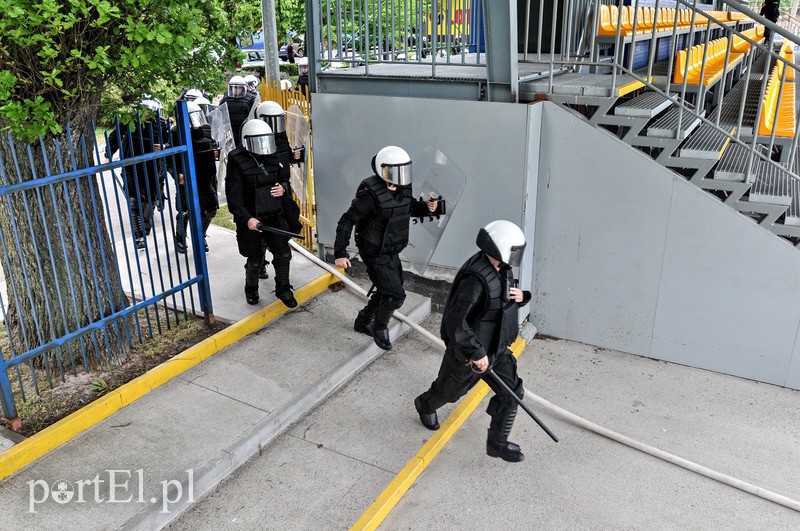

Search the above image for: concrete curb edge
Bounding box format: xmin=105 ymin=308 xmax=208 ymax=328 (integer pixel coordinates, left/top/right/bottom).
xmin=0 ymin=272 xmax=340 ymax=483
xmin=119 ymin=296 xmax=433 ymax=530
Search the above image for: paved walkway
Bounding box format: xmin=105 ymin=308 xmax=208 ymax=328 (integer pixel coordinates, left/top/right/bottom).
xmin=1 ymin=221 xmax=799 ymax=529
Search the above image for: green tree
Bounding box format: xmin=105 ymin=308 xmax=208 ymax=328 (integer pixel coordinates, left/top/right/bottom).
xmin=0 ymin=0 xmax=252 ymax=385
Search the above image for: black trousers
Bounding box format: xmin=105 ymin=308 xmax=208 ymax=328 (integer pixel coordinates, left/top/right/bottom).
xmin=360 ymin=252 xmax=406 ymax=325
xmin=419 ymin=348 xmax=524 ymax=428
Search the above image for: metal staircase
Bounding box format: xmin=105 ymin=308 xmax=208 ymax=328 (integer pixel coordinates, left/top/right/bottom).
xmin=519 ymin=0 xmax=800 ymax=247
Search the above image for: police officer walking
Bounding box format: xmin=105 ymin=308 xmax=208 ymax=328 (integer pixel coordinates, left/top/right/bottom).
xmin=225 ymin=119 xmax=302 ymax=307
xmin=105 ymin=98 xmax=171 ymax=249
xmin=414 ymin=220 xmax=531 ymax=463
xmin=334 ymin=146 xmax=438 ymax=350
xmin=220 ymin=76 xmax=256 ymax=148
xmin=170 ymin=101 xmax=219 ymax=254
xmin=252 ymin=101 xmax=305 ymax=279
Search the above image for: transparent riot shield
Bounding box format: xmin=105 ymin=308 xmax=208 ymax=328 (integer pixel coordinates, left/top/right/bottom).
xmin=286 ymin=104 xmax=310 ymax=206
xmin=208 ymin=103 xmax=235 ymax=200
xmin=209 ymin=103 xmax=235 ymax=156
xmin=401 ymin=148 xmax=467 ymax=275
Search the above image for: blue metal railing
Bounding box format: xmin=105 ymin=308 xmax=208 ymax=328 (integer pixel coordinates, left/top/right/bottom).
xmin=0 ymin=101 xmax=213 ymax=419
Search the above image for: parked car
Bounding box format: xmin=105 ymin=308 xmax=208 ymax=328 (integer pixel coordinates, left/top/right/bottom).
xmin=239 ymin=50 xmax=265 ymax=71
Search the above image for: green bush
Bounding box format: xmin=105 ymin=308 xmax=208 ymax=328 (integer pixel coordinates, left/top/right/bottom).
xmin=280 ymin=63 xmax=299 ymax=76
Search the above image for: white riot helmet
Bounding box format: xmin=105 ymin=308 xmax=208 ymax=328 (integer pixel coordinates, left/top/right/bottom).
xmin=280 ymin=79 xmax=294 ymax=91
xmin=141 ymin=97 xmax=163 ymax=116
xmin=194 ymin=96 xmax=213 ymax=116
xmin=476 ymin=220 xmax=526 ymax=268
xmin=255 ymin=101 xmax=286 ymax=133
xmin=241 ymin=119 xmax=276 ymax=155
xmin=371 ymin=145 xmax=412 ymax=186
xmin=228 ymin=75 xmax=247 ymax=98
xmin=185 ymin=88 xmax=204 ymax=101
xmin=186 ymin=101 xmax=207 ymax=128
xmin=244 ymin=74 xmax=259 ymax=91
xmin=297 ymin=56 xmax=309 ymax=74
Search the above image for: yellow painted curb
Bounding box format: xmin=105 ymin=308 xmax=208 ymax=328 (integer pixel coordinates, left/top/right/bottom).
xmin=0 ymin=272 xmax=340 ymax=483
xmin=351 ymin=337 xmax=527 ymax=531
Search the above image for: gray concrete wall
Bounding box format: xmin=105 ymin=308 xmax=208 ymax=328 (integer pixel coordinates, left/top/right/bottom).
xmin=312 ymin=93 xmax=539 ymax=289
xmin=311 ymin=94 xmax=800 ymax=390
xmin=532 ymin=102 xmax=800 ymax=390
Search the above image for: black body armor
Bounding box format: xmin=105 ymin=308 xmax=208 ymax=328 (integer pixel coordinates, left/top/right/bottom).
xmin=442 ymin=252 xmax=520 ymax=358
xmin=355 ymin=175 xmax=413 ymax=256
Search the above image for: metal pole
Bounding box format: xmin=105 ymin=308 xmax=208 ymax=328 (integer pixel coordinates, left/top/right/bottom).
xmin=261 ymin=0 xmax=281 ymax=83
xmin=289 ymin=240 xmax=446 ymax=348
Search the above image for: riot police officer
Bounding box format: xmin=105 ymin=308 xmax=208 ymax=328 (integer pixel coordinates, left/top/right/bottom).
xmin=414 ymin=220 xmax=530 ymax=463
xmin=225 ymin=119 xmax=302 ymax=307
xmin=104 ymin=98 xmax=171 ymax=249
xmin=334 ymin=146 xmax=438 ymax=350
xmin=170 ymin=101 xmax=219 ymax=254
xmin=253 ymin=101 xmax=305 ymax=279
xmin=220 ymin=75 xmax=255 ymax=148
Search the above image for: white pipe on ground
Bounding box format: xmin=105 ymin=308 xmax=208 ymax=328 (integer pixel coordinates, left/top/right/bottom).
xmin=291 ymin=240 xmax=800 ymax=513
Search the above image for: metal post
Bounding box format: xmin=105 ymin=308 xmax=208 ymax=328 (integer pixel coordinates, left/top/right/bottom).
xmin=176 ymin=102 xmax=215 ymax=324
xmin=261 ymin=0 xmax=281 ymax=83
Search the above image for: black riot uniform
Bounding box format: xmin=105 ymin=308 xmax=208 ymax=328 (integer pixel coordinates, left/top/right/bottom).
xmin=415 ymin=250 xmax=531 ymax=462
xmin=106 ymin=116 xmax=171 ymax=248
xmin=225 ymin=146 xmax=301 ymax=306
xmin=334 ymin=174 xmax=432 ymax=348
xmin=220 ymin=92 xmax=256 ymax=149
xmin=170 ymin=123 xmax=219 ymax=253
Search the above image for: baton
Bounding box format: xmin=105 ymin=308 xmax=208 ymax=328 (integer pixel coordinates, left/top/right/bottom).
xmin=255 ymin=222 xmax=305 ymax=240
xmin=486 ymin=367 xmax=559 ymax=443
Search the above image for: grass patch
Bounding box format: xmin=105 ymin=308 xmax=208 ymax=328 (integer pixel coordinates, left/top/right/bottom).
xmin=212 ymin=204 xmax=236 ymax=231
xmin=2 ymin=309 xmax=226 ymax=437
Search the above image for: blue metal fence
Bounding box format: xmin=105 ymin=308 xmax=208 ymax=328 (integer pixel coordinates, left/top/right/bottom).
xmin=0 ymin=101 xmax=213 ymax=420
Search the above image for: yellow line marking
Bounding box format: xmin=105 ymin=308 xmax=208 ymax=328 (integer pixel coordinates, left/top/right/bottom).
xmin=0 ymin=272 xmax=339 ymax=482
xmin=351 ymin=337 xmax=528 ymax=531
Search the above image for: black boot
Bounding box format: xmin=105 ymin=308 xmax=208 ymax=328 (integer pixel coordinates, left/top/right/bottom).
xmin=202 ymin=214 xmax=212 ymax=252
xmin=353 ymin=310 xmax=373 ymax=335
xmin=175 ymin=212 xmax=189 ymax=254
xmin=273 ymin=254 xmax=297 ymax=308
xmin=414 ymin=395 xmax=440 ymax=430
xmin=130 ymin=199 xmax=146 ymax=250
xmin=371 ymin=297 xmax=401 ymax=350
xmin=486 ymin=408 xmax=524 ymax=462
xmin=354 ymin=295 xmax=379 ymax=335
xmin=244 ymin=260 xmax=260 ymax=305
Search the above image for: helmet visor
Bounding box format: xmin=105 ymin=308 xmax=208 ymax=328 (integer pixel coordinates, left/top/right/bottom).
xmin=188 ymin=109 xmax=208 ymax=128
xmin=228 ymin=84 xmax=246 ymax=98
xmin=264 ymin=114 xmax=286 ymax=134
xmin=506 ymin=243 xmax=526 ymax=267
xmin=244 ymin=132 xmax=276 ymax=155
xmin=381 ymin=160 xmax=412 ymax=186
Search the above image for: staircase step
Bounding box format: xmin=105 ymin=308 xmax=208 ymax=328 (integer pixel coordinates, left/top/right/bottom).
xmin=749 ymin=162 xmax=794 ymax=206
xmin=523 ymin=72 xmax=644 ymax=97
xmin=615 ymin=91 xmax=672 ymax=118
xmin=714 ymin=143 xmax=756 ymax=182
xmin=647 ymin=107 xmax=704 ymax=139
xmin=785 ymin=179 xmax=800 ymax=226
xmin=680 ymin=124 xmax=736 ymax=160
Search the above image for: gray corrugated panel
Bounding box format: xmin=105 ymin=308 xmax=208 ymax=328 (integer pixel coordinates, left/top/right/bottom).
xmin=680 ymin=123 xmax=735 ymax=159
xmin=615 ymin=91 xmax=673 ymax=118
xmin=714 ymin=143 xmax=755 ymax=182
xmin=647 ymin=107 xmax=702 ymax=138
xmin=785 ymin=179 xmax=800 ymax=226
xmin=749 ymin=162 xmax=793 ymax=206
